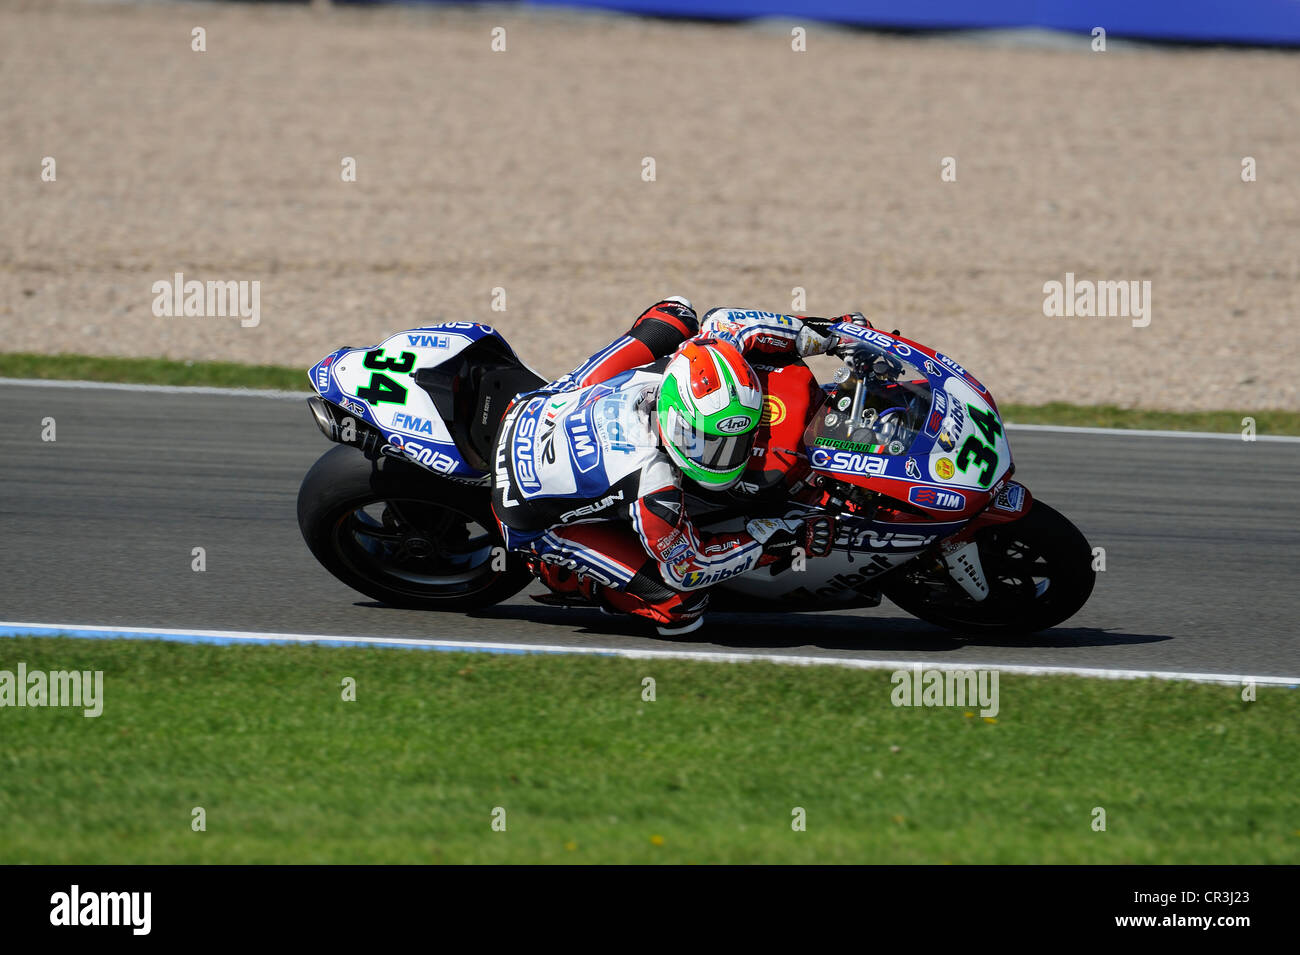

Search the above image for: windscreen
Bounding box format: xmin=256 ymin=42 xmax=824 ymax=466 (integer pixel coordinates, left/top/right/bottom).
xmin=802 ymin=341 xmax=934 ymax=456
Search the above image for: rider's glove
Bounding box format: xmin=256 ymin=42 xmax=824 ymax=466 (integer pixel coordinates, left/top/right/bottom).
xmin=747 ymin=515 xmax=837 ymax=567
xmin=798 ymin=313 xmax=875 ymax=357
xmin=796 ymin=323 xmax=835 ymax=357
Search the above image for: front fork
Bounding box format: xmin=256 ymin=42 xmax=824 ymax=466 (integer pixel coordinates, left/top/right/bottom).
xmin=934 ymin=481 xmax=1034 ymax=602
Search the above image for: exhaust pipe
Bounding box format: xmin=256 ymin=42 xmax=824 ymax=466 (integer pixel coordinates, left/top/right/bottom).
xmin=307 ymin=396 xmax=385 ymax=455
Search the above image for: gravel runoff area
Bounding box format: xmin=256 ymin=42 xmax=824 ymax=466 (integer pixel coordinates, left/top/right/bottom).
xmin=2 ymin=0 xmax=1297 ymax=409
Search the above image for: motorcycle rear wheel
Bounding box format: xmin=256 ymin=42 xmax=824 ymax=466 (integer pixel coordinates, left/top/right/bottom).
xmin=882 ymin=499 xmax=1095 ymax=636
xmin=297 ymin=445 xmax=532 ymax=610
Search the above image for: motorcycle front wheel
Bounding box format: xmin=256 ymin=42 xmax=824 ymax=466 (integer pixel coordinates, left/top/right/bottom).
xmin=882 ymin=499 xmax=1096 ymax=636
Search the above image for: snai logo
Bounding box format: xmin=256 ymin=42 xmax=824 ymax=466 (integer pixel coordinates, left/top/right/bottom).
xmin=810 ymin=448 xmax=888 ymax=476
xmin=512 ymin=398 xmax=545 ymax=492
xmin=382 ymin=435 xmax=460 ymax=474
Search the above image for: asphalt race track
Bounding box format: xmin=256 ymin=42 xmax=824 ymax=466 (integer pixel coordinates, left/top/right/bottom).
xmin=1 ymin=382 xmax=1297 ymax=678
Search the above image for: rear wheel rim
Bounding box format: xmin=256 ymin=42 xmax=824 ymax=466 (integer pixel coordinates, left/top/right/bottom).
xmin=331 ymin=497 xmax=503 ymax=599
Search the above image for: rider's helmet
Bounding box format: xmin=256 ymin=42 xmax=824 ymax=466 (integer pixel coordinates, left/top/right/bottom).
xmin=656 ymin=338 xmax=763 ymax=490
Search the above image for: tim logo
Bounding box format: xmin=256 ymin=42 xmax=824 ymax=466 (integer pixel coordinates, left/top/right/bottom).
xmin=909 ymin=486 xmax=966 ymax=511
xmin=406 ymin=334 xmax=450 ymax=348
xmin=565 ymin=413 xmax=602 ymax=474
xmin=314 ymin=355 xmax=333 ymax=392
xmin=935 ymin=352 xmax=987 ymax=394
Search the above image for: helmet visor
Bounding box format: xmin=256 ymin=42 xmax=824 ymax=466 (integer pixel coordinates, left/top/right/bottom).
xmin=664 ymin=409 xmax=755 ymax=475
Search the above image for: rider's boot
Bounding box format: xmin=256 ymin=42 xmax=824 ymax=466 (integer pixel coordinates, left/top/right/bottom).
xmin=530 ymin=561 xmax=601 ymax=608
xmin=601 ymin=586 xmax=709 ymax=637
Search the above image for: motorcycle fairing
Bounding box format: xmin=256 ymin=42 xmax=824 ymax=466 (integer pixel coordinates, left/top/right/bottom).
xmin=803 ymin=324 xmax=1012 ymax=520
xmin=714 ymin=512 xmax=968 ymax=605
xmin=309 ymin=322 xmax=532 ymax=481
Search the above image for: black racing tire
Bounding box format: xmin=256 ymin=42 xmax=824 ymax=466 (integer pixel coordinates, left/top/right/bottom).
xmin=297 ymin=444 xmax=532 ymax=610
xmin=882 ymin=499 xmax=1096 ymax=636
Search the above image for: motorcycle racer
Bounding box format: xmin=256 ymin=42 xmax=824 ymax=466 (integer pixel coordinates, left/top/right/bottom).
xmin=300 ymin=301 xmax=1098 ymax=637
xmin=491 ymin=298 xmax=859 ymax=635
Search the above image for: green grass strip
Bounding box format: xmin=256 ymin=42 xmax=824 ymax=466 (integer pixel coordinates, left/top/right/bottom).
xmin=1 ymin=353 xmax=1296 ymax=434
xmin=0 ymin=636 xmax=1296 ymax=864
xmin=1000 ymin=402 xmax=1294 ymax=436
xmin=0 ymin=352 xmax=309 ymax=392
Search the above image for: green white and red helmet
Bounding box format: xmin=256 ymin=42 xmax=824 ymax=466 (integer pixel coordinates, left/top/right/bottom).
xmin=656 ymin=338 xmax=763 ymax=490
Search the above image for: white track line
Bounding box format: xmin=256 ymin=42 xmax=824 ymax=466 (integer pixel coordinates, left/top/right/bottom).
xmin=0 ymin=377 xmax=304 ymax=400
xmin=1005 ymin=421 xmax=1300 ymax=443
xmin=2 ymin=377 xmax=1297 ymax=441
xmin=1 ymin=621 xmax=1295 ymax=686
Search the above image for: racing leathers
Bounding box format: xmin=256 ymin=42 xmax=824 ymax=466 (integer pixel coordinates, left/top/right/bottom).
xmin=490 ymin=299 xmax=840 ymax=632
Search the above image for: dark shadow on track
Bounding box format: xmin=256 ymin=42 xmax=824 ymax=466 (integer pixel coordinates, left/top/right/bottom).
xmin=443 ymin=603 xmax=1171 ymax=653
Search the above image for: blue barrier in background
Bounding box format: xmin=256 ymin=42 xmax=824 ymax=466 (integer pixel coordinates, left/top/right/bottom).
xmin=522 ymin=0 xmax=1300 ymax=46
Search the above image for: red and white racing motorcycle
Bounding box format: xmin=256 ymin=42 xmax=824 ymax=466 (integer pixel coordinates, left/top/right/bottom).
xmin=297 ymin=319 xmax=1095 ymax=635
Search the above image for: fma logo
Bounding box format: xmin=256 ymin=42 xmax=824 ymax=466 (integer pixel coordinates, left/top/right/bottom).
xmin=392 ymin=412 xmax=436 ymax=435
xmin=909 ymin=486 xmax=966 ymax=511
xmin=406 ymin=333 xmax=450 ymax=348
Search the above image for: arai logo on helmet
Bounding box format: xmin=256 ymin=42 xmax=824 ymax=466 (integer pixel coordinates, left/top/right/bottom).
xmin=716 ymin=415 xmax=753 ymax=434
